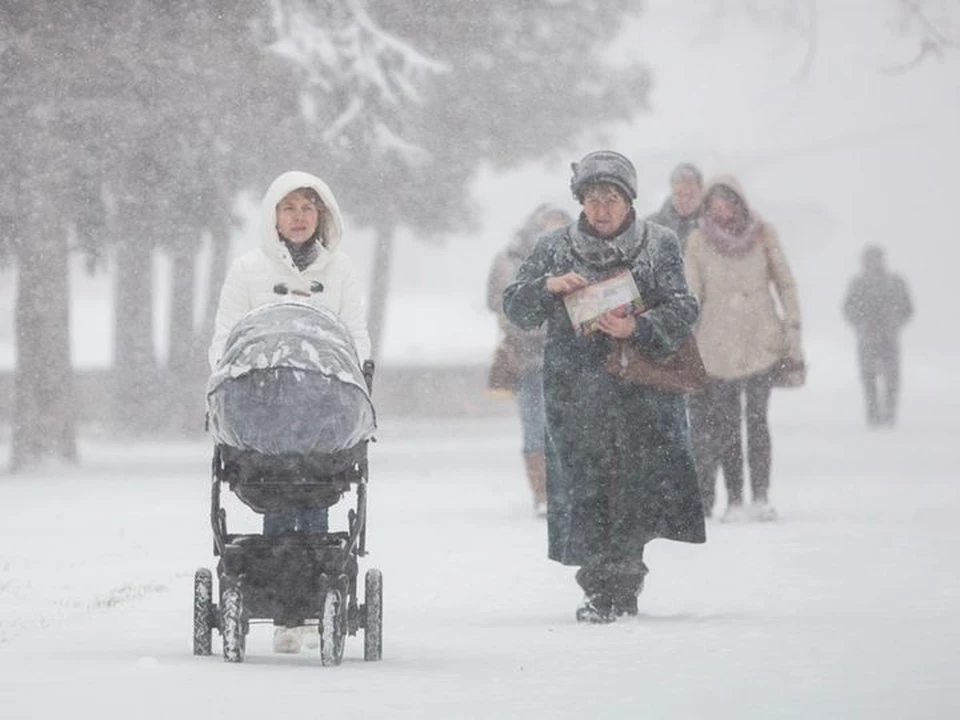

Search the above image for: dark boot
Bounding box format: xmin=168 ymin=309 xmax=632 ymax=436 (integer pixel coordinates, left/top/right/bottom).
xmin=576 ymin=593 xmax=614 ymax=624
xmin=574 ymin=567 xmax=614 ymax=624
xmin=610 ymin=566 xmax=648 ymax=618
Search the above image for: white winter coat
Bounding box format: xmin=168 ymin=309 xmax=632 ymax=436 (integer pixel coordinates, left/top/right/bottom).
xmin=208 ymin=171 xmax=371 ymax=370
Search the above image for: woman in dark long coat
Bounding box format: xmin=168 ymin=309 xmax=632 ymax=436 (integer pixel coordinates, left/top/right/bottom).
xmin=503 ymin=151 xmax=706 ymax=623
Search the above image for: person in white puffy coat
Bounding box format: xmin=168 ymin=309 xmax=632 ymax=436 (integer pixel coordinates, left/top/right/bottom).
xmin=208 ymin=170 xmax=371 ymax=371
xmin=207 ymin=170 xmax=371 ymax=655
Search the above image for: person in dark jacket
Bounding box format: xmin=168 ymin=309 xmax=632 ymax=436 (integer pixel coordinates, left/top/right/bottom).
xmin=487 ymin=205 xmax=574 ymax=517
xmin=645 ymin=163 xmax=704 ymax=252
xmin=843 ymin=246 xmax=913 ymax=427
xmin=503 ymin=151 xmax=706 ymax=624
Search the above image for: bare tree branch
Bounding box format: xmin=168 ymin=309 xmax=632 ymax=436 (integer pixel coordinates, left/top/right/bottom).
xmin=901 ymin=0 xmax=960 ymax=47
xmin=790 ymin=0 xmax=817 ymax=83
xmin=706 ymin=0 xmax=957 ymax=76
xmin=880 ymin=37 xmax=942 ymax=74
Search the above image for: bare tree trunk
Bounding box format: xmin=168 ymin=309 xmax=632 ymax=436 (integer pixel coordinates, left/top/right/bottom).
xmin=202 ymin=224 xmax=231 ymax=344
xmin=166 ymin=246 xmax=206 ymax=434
xmin=367 ymin=222 xmax=394 ymax=363
xmin=168 ymin=248 xmax=197 ymax=371
xmin=10 ymin=214 xmax=77 ymax=471
xmin=113 ymin=233 xmax=158 ymax=434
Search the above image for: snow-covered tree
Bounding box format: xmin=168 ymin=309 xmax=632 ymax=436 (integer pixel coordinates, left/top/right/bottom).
xmin=273 ymin=0 xmax=651 ymax=356
xmin=1 ymin=0 xmax=652 ymax=468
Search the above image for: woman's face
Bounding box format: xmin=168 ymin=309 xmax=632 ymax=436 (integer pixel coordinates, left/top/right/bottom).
xmin=705 ymin=194 xmax=742 ymax=229
xmin=671 ymin=179 xmax=703 ymax=217
xmin=582 ymin=184 xmax=631 ymax=238
xmin=276 ymin=190 xmax=321 ymax=245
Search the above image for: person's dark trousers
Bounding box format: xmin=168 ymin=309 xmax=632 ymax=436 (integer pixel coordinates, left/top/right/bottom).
xmin=721 ymin=372 xmax=773 ymax=502
xmin=858 ymin=340 xmax=901 ymax=426
xmin=689 ymin=391 xmax=719 ymax=514
xmin=690 ymin=371 xmax=774 ymax=511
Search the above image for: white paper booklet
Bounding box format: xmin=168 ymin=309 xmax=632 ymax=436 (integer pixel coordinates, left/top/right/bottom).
xmin=562 ymin=271 xmax=644 ymax=335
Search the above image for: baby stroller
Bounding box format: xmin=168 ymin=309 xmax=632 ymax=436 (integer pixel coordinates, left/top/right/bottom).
xmin=193 ymin=302 xmax=380 ymax=665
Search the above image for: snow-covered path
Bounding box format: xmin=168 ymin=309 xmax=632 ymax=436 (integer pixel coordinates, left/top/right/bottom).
xmin=1 ymin=387 xmax=958 ymax=719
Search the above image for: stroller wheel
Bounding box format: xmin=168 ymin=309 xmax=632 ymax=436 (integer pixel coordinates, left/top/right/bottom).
xmin=221 ymin=581 xmax=246 ymax=663
xmin=192 ymin=568 xmax=214 ymax=656
xmin=319 ymin=586 xmax=346 ymax=666
xmin=363 ymin=569 xmax=383 ymax=662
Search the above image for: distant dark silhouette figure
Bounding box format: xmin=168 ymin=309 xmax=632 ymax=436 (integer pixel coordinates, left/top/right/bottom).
xmin=843 ymin=246 xmax=913 ymax=427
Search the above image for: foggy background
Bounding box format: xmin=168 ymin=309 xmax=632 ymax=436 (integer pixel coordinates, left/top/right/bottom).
xmin=2 ymin=1 xmax=958 ymax=463
xmin=1 ymin=3 xmax=959 ymax=717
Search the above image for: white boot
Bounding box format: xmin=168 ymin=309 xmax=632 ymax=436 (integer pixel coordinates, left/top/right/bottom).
xmin=720 ymin=502 xmax=750 ymax=523
xmin=750 ymin=500 xmax=778 ymax=522
xmin=273 ymin=627 xmax=302 ymax=654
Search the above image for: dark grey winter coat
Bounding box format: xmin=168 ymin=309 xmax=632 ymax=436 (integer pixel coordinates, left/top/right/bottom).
xmin=503 ymin=216 xmax=706 ymax=566
xmin=646 ymin=197 xmax=700 ymax=253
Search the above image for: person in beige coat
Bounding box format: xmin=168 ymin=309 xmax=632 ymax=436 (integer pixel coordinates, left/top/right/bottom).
xmin=684 ymin=175 xmax=803 ymax=522
xmin=487 ymin=205 xmax=573 ymax=517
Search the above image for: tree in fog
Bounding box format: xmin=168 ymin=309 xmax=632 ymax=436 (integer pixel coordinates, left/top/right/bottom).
xmin=707 ymin=0 xmax=960 ymax=78
xmin=0 ymin=3 xmax=104 ymax=470
xmin=1 ymin=0 xmax=650 ymax=469
xmin=0 ymin=1 xmax=297 ymax=460
xmin=312 ymin=1 xmax=652 ymax=355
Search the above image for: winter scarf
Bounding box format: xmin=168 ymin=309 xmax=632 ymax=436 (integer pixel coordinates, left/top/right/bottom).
xmin=281 ymin=236 xmax=320 ymax=271
xmin=700 ymin=214 xmax=762 ymax=257
xmin=569 ymin=210 xmax=645 ymax=275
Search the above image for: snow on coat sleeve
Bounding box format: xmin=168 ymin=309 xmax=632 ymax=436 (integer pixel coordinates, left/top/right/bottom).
xmin=634 ymin=227 xmax=699 ymax=357
xmin=336 ymin=257 xmax=372 ymax=363
xmin=208 ymin=258 xmax=252 ymax=371
xmin=502 ymin=238 xmax=556 ymax=331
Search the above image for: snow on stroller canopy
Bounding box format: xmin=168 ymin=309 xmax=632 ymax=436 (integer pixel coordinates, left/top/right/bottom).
xmin=207 ymin=302 xmax=367 ymax=393
xmin=205 ymin=303 xmax=376 ymax=457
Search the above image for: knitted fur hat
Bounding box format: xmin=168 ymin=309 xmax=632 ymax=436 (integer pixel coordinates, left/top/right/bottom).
xmin=570 ymin=150 xmax=638 ymax=203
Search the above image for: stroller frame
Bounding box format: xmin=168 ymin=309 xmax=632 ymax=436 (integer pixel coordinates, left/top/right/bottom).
xmin=193 ymin=361 xmax=381 ymax=665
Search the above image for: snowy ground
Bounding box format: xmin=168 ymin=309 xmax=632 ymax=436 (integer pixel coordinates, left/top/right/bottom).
xmin=1 ymin=377 xmax=958 ymax=719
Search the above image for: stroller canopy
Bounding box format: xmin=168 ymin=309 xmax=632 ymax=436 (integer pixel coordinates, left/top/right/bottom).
xmin=206 ymin=303 xmax=376 ymax=457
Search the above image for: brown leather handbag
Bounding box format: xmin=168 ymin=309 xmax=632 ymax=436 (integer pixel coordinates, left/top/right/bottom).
xmin=488 ymin=342 xmax=520 ymax=394
xmin=770 ymin=356 xmax=807 ymax=389
xmin=604 ymin=336 xmax=708 ymax=394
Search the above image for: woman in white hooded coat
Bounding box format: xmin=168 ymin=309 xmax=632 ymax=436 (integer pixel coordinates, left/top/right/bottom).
xmin=208 ymin=170 xmax=371 ymax=654
xmin=208 ymin=170 xmax=371 ymax=370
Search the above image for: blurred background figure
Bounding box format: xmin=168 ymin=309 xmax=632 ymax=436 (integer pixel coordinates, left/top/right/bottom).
xmin=486 ymin=204 xmax=574 ymax=517
xmin=684 ymin=176 xmax=804 ymax=523
xmin=646 ymin=162 xmax=704 ymax=251
xmin=842 ymin=246 xmax=914 ymax=428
